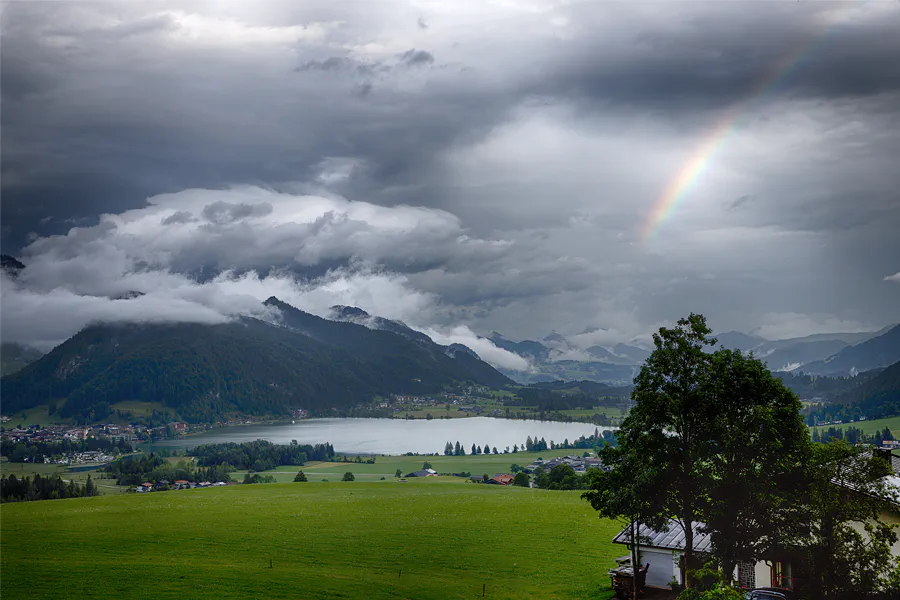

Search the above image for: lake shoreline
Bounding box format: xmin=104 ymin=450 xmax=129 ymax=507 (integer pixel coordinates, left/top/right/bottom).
xmin=150 ymin=416 xmax=613 ymax=455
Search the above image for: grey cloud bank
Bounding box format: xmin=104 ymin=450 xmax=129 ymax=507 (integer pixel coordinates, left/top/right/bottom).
xmin=2 ymin=1 xmax=898 ymax=361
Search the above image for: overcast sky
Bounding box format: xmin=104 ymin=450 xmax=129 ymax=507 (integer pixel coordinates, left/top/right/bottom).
xmin=2 ymin=1 xmax=899 ymax=362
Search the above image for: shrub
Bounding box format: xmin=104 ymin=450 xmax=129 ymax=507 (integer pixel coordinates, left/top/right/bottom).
xmin=676 ymin=563 xmax=743 ymax=600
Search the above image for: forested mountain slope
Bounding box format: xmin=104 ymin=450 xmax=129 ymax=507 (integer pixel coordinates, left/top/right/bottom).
xmin=1 ymin=298 xmax=512 ymax=422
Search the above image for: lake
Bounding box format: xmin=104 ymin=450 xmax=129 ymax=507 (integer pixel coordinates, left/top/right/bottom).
xmin=153 ymin=417 xmax=611 ymax=455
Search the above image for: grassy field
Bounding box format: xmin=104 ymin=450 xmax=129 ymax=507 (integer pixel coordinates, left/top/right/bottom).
xmin=0 ymin=460 xmax=126 ymax=495
xmin=233 ymin=450 xmax=584 ymax=483
xmin=2 ymin=403 xmax=67 ymax=428
xmin=810 ymin=415 xmax=900 ymax=437
xmin=110 ymin=400 xmax=167 ymax=419
xmin=1 ymin=479 xmax=622 ymax=599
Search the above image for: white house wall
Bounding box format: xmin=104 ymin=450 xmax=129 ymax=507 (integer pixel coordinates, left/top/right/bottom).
xmin=848 ymin=510 xmax=900 ymax=556
xmin=755 ymin=562 xmax=772 ymax=589
xmin=637 ymin=547 xmax=679 ymax=588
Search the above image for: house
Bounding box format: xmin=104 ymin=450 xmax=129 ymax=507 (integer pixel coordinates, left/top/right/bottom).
xmin=404 ymin=470 xmax=437 ymax=478
xmin=612 ymin=519 xmax=712 ymax=589
xmin=490 ymin=474 xmax=514 ymax=485
xmin=612 ymin=449 xmax=900 ymax=591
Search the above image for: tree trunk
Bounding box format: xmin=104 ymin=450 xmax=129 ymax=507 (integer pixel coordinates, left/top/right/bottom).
xmin=683 ymin=517 xmax=694 ymax=588
xmin=631 ymin=519 xmax=641 ymax=600
xmin=723 ymin=558 xmax=736 ymax=586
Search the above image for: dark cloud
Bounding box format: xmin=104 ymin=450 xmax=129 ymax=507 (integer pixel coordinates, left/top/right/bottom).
xmin=1 ymin=1 xmax=898 ymax=346
xmin=730 ymin=195 xmax=756 ymax=210
xmin=201 ymin=201 xmax=274 ymax=224
xmin=398 ymin=49 xmax=434 ymax=67
xmin=161 ymin=210 xmax=197 ymax=225
xmin=296 ymin=56 xmax=347 ymax=71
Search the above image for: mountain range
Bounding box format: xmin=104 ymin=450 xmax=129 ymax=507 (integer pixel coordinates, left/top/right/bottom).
xmin=0 ymin=297 xmax=512 ymax=423
xmin=486 ymin=324 xmax=899 ymax=385
xmin=1 ymin=252 xmax=898 ymax=416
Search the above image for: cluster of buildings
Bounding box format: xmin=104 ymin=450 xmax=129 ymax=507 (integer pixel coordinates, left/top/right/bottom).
xmin=43 ymin=450 xmax=116 ymax=465
xmin=383 ymin=387 xmax=497 ymax=412
xmin=812 ymin=416 xmax=867 ymax=426
xmin=134 ymin=480 xmax=234 ymax=493
xmin=0 ymin=419 xmax=210 ymax=446
xmin=2 ymin=423 xmax=112 ymax=443
xmin=468 ymin=473 xmax=516 ymax=485
xmin=525 ymin=454 xmax=604 ymax=474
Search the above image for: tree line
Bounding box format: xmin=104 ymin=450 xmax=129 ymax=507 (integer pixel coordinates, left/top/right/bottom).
xmin=812 ymin=425 xmax=895 ymax=446
xmin=440 ymin=429 xmax=616 ymax=457
xmin=583 ymin=314 xmax=900 ymax=600
xmin=1 ymin=473 xmax=100 ymax=502
xmin=103 ymin=454 xmax=234 ymax=486
xmin=189 ymin=440 xmax=335 ymax=471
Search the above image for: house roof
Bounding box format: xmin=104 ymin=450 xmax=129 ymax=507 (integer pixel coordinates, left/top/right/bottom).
xmin=836 ymin=450 xmax=900 ymax=508
xmin=406 ymin=470 xmax=434 ymax=477
xmin=612 ymin=519 xmax=712 ymax=553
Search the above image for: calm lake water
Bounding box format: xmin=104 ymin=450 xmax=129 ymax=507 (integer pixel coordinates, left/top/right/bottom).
xmin=154 ymin=417 xmax=611 ymax=455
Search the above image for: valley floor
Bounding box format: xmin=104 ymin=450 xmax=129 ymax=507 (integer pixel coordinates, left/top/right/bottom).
xmin=1 ymin=479 xmax=621 ymax=599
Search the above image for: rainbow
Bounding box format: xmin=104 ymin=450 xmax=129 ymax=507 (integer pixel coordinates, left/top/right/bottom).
xmin=639 ymin=18 xmax=832 ymax=243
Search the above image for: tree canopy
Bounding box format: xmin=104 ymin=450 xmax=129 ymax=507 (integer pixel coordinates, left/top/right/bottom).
xmin=584 ymin=313 xmax=899 ymax=597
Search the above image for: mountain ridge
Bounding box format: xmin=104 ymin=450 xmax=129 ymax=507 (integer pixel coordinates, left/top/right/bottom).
xmin=0 ymin=298 xmax=512 ymax=422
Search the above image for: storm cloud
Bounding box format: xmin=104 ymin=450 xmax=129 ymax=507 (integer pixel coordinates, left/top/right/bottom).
xmin=2 ymin=1 xmax=899 ymax=359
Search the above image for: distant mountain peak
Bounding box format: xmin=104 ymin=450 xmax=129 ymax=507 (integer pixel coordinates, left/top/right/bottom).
xmin=329 ymin=305 xmax=370 ymax=320
xmin=447 ymin=343 xmax=479 ymax=358
xmin=1 ymin=254 xmax=25 ymax=277
xmin=112 ymin=291 xmax=146 ymax=300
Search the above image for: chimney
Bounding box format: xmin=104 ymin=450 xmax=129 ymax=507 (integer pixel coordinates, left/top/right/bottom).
xmin=873 ymin=446 xmax=892 ymax=466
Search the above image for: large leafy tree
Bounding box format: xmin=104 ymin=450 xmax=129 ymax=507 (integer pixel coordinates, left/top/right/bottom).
xmin=617 ymin=313 xmax=718 ymax=582
xmin=700 ymin=348 xmax=810 ymax=583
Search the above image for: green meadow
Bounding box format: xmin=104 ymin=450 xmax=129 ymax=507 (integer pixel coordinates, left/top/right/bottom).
xmin=810 ymin=414 xmax=900 ymax=437
xmin=234 ymin=450 xmax=584 ymax=483
xmin=1 ymin=479 xmax=622 ymax=600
